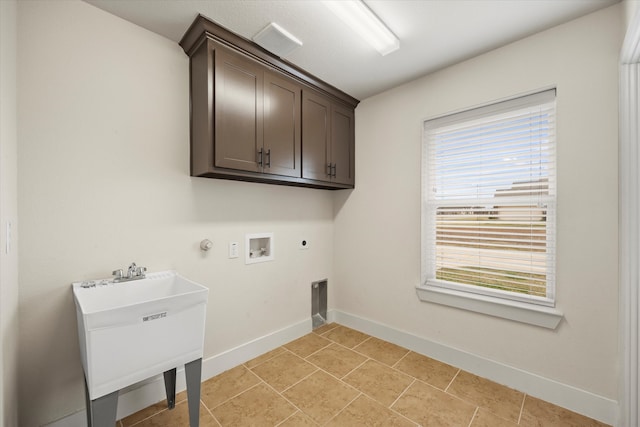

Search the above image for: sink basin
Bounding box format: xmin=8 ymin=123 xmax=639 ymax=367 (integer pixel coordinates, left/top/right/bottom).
xmin=73 ymin=270 xmax=209 ymax=400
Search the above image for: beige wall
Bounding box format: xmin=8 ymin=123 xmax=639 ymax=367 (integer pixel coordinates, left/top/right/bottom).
xmin=625 ymin=0 xmax=639 ymax=28
xmin=1 ymin=0 xmax=20 ymax=425
xmin=334 ymin=3 xmax=622 ymax=400
xmin=16 ymin=1 xmax=334 ymax=425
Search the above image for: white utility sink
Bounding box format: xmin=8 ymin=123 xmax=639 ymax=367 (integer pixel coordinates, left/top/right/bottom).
xmin=72 ymin=270 xmax=209 ymax=400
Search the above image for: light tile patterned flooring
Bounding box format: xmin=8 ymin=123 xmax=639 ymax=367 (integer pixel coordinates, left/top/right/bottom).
xmin=117 ymin=323 xmax=609 ymax=427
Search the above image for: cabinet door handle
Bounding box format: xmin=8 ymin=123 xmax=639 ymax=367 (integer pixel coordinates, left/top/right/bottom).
xmin=257 ymin=148 xmax=263 ymax=167
xmin=265 ymin=149 xmax=271 ymax=168
xmin=332 ymin=163 xmax=337 ymax=178
xmin=327 ymin=163 xmax=332 ymax=177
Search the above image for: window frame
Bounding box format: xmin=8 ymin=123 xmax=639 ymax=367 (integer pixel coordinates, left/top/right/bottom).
xmin=417 ymin=88 xmax=563 ymax=328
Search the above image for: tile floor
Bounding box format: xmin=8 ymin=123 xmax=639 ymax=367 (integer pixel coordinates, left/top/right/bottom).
xmin=117 ymin=323 xmax=609 ymax=427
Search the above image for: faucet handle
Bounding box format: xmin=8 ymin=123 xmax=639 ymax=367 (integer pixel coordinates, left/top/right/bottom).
xmin=112 ymin=269 xmax=123 ymax=280
xmin=127 ymin=262 xmax=137 ymax=277
xmin=136 ymin=266 xmax=147 ymax=277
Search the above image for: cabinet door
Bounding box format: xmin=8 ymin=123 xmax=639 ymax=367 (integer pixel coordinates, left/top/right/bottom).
xmin=302 ymin=91 xmax=331 ymax=182
xmin=214 ymin=47 xmax=264 ymax=172
xmin=330 ymin=104 xmax=355 ymax=186
xmin=264 ymin=72 xmax=301 ymax=177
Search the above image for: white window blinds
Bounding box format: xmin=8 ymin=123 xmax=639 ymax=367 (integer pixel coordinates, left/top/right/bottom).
xmin=423 ymin=89 xmax=556 ymax=305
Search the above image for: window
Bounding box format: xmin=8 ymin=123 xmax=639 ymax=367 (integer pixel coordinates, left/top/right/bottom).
xmin=421 ymin=89 xmax=556 ymax=309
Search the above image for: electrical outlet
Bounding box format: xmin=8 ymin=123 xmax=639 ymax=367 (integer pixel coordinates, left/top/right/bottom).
xmin=299 ymin=239 xmax=309 ymax=250
xmin=229 ymin=242 xmax=239 ymax=258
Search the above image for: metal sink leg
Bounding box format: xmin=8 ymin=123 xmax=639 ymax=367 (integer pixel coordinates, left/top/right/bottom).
xmin=163 ymin=368 xmax=177 ymax=409
xmin=83 ymin=359 xmax=202 ymax=427
xmin=185 ymin=358 xmax=202 ymax=427
xmin=84 ymin=376 xmax=118 ymax=427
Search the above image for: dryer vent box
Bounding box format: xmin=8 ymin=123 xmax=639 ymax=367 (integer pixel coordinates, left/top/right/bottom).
xmin=311 ymin=279 xmax=327 ymax=329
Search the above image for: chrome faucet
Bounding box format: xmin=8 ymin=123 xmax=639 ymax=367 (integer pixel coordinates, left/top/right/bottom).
xmin=127 ymin=262 xmax=137 ymax=278
xmin=112 ymin=262 xmax=147 ymax=282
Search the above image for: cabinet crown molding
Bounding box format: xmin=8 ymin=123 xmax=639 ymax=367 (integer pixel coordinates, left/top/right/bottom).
xmin=180 ymin=14 xmax=359 ymax=109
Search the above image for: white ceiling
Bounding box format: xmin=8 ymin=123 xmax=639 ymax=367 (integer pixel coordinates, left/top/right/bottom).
xmin=83 ymin=0 xmax=619 ymax=100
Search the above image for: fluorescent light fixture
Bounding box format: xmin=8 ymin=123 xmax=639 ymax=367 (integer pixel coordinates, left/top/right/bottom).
xmin=323 ymin=0 xmax=399 ymax=56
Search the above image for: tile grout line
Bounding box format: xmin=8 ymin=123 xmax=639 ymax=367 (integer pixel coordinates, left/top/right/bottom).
xmin=279 ymin=340 xmax=364 ymax=386
xmin=355 ymin=387 xmax=406 ymax=411
xmin=203 ymin=380 xmax=265 ymax=413
xmin=247 ymin=330 xmax=416 ymax=425
xmin=351 ymin=335 xmax=373 ymax=352
xmin=248 ymin=346 xmax=318 ymax=391
xmin=350 ymin=343 xmax=411 ymax=368
xmin=319 ymin=325 xmax=371 ymax=350
xmin=278 ymin=367 xmax=320 ymax=395
xmin=125 ymin=406 xmax=170 ymax=427
xmin=467 ymin=407 xmax=479 ymax=427
xmin=312 ymin=364 xmax=366 ymax=396
xmin=337 ymin=356 xmax=371 ymax=380
xmin=302 ymin=341 xmax=430 ymax=418
xmin=316 ymin=325 xmax=342 ymax=340
xmin=330 ymin=341 xmax=424 ymax=384
xmin=166 ymin=341 xmax=327 ymax=427
xmin=301 ymin=341 xmax=335 ymax=360
xmin=320 ymin=392 xmax=364 ymax=426
xmin=375 ymin=349 xmax=421 ymax=425
xmin=234 ymin=374 xmax=308 ymax=425
xmin=390 ymin=407 xmax=422 ymax=427
xmin=201 ymin=398 xmax=223 ymax=427
xmin=341 ymin=384 xmax=426 ymax=425
xmin=124 ymin=394 xmax=195 ymax=427
xmin=336 ymin=378 xmax=421 ymax=427
xmin=273 ymin=410 xmax=318 ymax=427
xmin=313 ymin=325 xmax=413 ymax=368
xmin=242 ymin=347 xmax=286 ymax=370
xmin=444 ymin=368 xmax=461 ymax=393
xmin=300 ymin=352 xmax=384 ymax=406
xmin=307 ymin=358 xmax=364 ymax=384
xmin=259 ymin=372 xmax=319 ymax=424
xmin=389 ymin=378 xmax=416 ymax=408
xmin=326 ymin=337 xmax=367 ymax=355
xmin=299 ymin=361 xmax=384 ymax=413
xmin=313 ymin=323 xmax=339 ymax=336
xmin=250 ymin=330 xmax=379 ymax=424
xmin=391 ymin=349 xmax=412 ymax=369
xmin=518 ymin=393 xmax=527 ymax=425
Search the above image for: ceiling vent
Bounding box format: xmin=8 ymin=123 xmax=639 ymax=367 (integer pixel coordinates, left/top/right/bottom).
xmin=252 ymin=22 xmax=303 ymax=58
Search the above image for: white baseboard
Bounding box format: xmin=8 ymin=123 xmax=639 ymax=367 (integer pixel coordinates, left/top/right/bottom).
xmin=46 ymin=318 xmax=313 ymax=427
xmin=331 ymin=310 xmax=618 ymax=426
xmin=46 ymin=411 xmax=86 ymax=427
xmin=46 ymin=311 xmax=617 ymax=426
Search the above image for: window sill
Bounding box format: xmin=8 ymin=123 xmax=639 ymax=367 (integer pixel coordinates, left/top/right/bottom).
xmin=415 ymin=285 xmax=563 ymax=329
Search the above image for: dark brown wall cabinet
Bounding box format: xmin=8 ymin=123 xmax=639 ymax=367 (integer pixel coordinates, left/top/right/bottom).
xmin=214 ymin=47 xmax=301 ymax=178
xmin=302 ymin=91 xmax=355 ymax=186
xmin=180 ymin=15 xmax=359 ymax=190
